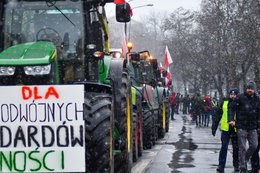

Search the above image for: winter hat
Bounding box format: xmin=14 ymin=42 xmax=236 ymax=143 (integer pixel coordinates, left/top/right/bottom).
xmin=246 ymin=81 xmax=256 ymax=90
xmin=229 ymin=88 xmax=239 ymax=95
xmin=204 ymin=96 xmax=210 ymax=101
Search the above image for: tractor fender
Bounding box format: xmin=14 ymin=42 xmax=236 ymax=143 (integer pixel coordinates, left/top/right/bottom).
xmin=131 ymin=85 xmax=143 ymax=112
xmin=108 ymin=58 xmax=126 ymax=119
xmin=135 ymin=89 xmax=142 ymax=112
xmin=75 ymin=81 xmax=112 ymax=94
xmin=143 ymin=85 xmax=154 ymax=105
xmin=156 ymin=86 xmax=165 ymax=104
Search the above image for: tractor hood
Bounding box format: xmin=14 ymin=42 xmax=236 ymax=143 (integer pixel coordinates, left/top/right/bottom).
xmin=0 ymin=41 xmax=56 ymax=66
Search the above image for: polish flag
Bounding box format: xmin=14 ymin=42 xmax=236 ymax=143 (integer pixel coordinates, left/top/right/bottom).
xmin=166 ymin=67 xmax=171 ymax=80
xmin=159 ymin=62 xmax=163 ymax=73
xmin=165 ymin=67 xmax=172 ymax=89
xmin=164 ymin=46 xmax=173 ymax=67
xmin=159 ymin=62 xmax=164 ymax=78
xmin=114 ymin=0 xmax=125 ymax=4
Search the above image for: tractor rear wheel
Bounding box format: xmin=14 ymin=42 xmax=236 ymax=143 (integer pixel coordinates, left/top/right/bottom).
xmin=114 ymin=71 xmax=133 ymax=173
xmin=138 ymin=111 xmax=143 ymax=157
xmin=142 ymin=109 xmax=153 ymax=149
xmin=132 ymin=111 xmax=139 ymax=162
xmin=152 ymin=110 xmax=158 ymax=145
xmin=85 ymin=92 xmax=113 ymax=173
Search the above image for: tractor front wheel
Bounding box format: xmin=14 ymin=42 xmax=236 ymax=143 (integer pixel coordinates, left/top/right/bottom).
xmin=143 ymin=109 xmax=153 ymax=149
xmin=85 ymin=92 xmax=113 ymax=173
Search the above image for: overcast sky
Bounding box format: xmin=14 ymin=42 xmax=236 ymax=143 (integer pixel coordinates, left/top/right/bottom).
xmin=105 ymin=0 xmax=202 ymax=21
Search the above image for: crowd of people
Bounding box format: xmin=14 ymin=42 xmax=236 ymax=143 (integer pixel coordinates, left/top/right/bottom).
xmin=169 ymin=92 xmax=192 ymax=120
xmin=169 ymin=91 xmax=218 ymax=127
xmin=169 ymin=81 xmax=260 ymax=173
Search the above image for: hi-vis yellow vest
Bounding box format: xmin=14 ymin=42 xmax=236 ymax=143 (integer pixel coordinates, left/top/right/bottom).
xmin=220 ymin=100 xmax=235 ymax=131
xmin=212 ymin=100 xmax=218 ymax=107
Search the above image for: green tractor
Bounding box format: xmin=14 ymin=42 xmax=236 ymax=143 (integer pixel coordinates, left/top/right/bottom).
xmin=127 ymin=51 xmax=169 ymax=150
xmin=138 ymin=52 xmax=169 ymax=141
xmin=159 ymin=68 xmax=172 ymax=133
xmin=149 ymin=59 xmax=171 ymax=137
xmin=0 ymin=0 xmax=133 ymax=172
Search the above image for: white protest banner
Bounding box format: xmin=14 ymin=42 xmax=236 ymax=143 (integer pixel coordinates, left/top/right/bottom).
xmin=0 ymin=84 xmax=85 ymax=172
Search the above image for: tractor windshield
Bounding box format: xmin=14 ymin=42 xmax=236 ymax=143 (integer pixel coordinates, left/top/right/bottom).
xmin=2 ymin=0 xmax=85 ymax=82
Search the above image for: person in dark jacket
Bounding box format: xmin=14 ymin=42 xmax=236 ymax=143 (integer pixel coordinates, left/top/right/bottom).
xmin=250 ymin=89 xmax=260 ymax=173
xmin=212 ymin=88 xmax=239 ymax=172
xmin=169 ymin=92 xmax=177 ymax=120
xmin=203 ymin=96 xmax=213 ymax=127
xmin=228 ymin=82 xmax=260 ymax=173
xmin=182 ymin=94 xmax=190 ymax=114
xmin=211 ymin=97 xmax=219 ymax=124
xmin=175 ymin=93 xmax=180 ymax=114
xmin=190 ymin=93 xmax=204 ymax=127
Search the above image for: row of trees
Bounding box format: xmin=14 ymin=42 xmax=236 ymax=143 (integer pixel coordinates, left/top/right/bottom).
xmin=109 ymin=0 xmax=259 ymax=97
xmin=163 ymin=0 xmax=260 ymax=97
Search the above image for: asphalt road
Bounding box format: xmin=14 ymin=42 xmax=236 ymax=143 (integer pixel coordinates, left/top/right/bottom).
xmin=131 ymin=113 xmax=242 ymax=173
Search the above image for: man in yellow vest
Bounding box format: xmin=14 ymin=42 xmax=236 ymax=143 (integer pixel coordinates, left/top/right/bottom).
xmin=212 ymin=88 xmax=239 ymax=172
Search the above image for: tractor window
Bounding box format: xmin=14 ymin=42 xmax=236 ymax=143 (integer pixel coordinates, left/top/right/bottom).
xmin=3 ymin=0 xmax=85 ymax=83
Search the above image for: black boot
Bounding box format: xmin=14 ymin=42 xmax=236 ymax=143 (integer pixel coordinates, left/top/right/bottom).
xmin=216 ymin=166 xmax=224 ymax=172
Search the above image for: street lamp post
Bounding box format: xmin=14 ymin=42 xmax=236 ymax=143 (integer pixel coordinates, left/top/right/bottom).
xmin=128 ymin=4 xmax=154 ymax=41
xmin=132 ymin=4 xmax=154 ymax=10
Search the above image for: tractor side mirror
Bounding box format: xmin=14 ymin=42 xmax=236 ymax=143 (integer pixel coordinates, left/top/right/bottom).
xmin=116 ymin=3 xmax=131 ymax=23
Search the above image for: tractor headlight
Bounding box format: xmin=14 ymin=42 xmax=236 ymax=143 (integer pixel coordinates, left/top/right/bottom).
xmin=24 ymin=64 xmax=51 ymax=75
xmin=0 ymin=66 xmax=16 ymax=76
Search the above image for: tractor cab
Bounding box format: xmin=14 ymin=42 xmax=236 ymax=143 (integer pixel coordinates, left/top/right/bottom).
xmin=0 ymin=0 xmax=85 ymax=85
xmin=135 ymin=51 xmax=156 ymax=87
xmin=0 ymin=1 xmax=135 ymax=172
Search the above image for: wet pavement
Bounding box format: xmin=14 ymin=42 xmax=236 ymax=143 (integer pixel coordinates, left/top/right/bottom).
xmin=131 ymin=113 xmax=239 ymax=173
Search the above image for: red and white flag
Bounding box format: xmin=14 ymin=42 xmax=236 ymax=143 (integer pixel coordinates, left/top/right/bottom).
xmin=164 ymin=46 xmax=173 ymax=67
xmin=166 ymin=67 xmax=171 ymax=80
xmin=159 ymin=62 xmax=163 ymax=73
xmin=165 ymin=67 xmax=172 ymax=89
xmin=114 ymin=0 xmax=125 ymax=4
xmin=159 ymin=62 xmax=164 ymax=75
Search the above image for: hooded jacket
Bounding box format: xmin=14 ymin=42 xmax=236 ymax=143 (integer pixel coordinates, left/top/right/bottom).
xmin=228 ymin=92 xmax=260 ymax=130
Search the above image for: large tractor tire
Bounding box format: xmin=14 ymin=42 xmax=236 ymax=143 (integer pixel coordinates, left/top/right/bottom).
xmin=142 ymin=109 xmax=154 ymax=149
xmin=134 ymin=91 xmax=143 ymax=157
xmin=132 ymin=111 xmax=139 ymax=162
xmin=152 ymin=110 xmax=159 ymax=145
xmin=138 ymin=111 xmax=143 ymax=157
xmin=85 ymin=92 xmax=113 ymax=173
xmin=114 ymin=71 xmax=133 ymax=173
